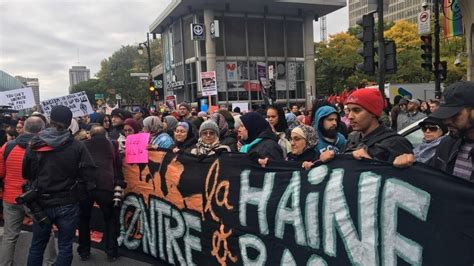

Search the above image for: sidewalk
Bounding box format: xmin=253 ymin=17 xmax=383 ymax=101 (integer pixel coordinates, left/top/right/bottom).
xmin=0 ymin=227 xmax=156 ymax=265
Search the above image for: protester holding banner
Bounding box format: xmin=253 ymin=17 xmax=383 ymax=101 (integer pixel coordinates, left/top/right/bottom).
xmin=173 ymin=121 xmax=197 ymax=153
xmin=142 ymin=116 xmax=174 ymax=149
xmin=395 ymin=81 xmax=474 ymax=182
xmin=287 ymin=125 xmax=319 ymax=169
xmin=238 ymin=112 xmax=283 ymax=161
xmin=22 ymin=105 xmax=96 ymax=266
xmin=78 ymin=126 xmax=123 ymax=262
xmin=342 ymin=88 xmax=413 ymax=163
xmin=210 ymin=113 xmax=238 ymax=152
xmin=413 ymin=117 xmax=448 ymax=163
xmin=266 ymin=104 xmax=291 ymax=158
xmin=191 ymin=120 xmax=230 ymax=156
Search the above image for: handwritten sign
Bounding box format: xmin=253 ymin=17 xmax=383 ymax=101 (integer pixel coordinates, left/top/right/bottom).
xmin=200 ymin=71 xmax=217 ymax=96
xmin=125 ymin=133 xmax=150 ymax=163
xmin=0 ymin=87 xmax=36 ymax=110
xmin=41 ymin=91 xmax=93 ymax=118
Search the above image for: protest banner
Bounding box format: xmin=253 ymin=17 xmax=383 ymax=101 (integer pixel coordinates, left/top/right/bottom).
xmin=125 ymin=133 xmax=150 ymax=164
xmin=117 ymin=151 xmax=474 ymax=265
xmin=0 ymin=87 xmax=36 ymax=110
xmin=40 ymin=91 xmax=93 ymax=117
xmin=200 ymin=71 xmax=217 ymax=97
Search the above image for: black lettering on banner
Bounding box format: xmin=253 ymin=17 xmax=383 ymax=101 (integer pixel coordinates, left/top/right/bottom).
xmin=109 ymin=151 xmax=474 ymax=265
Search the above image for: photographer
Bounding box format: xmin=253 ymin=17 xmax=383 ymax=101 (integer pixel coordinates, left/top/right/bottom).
xmin=77 ymin=126 xmax=125 ymax=261
xmin=0 ymin=117 xmax=56 ymax=265
xmin=22 ymin=105 xmax=96 ymax=266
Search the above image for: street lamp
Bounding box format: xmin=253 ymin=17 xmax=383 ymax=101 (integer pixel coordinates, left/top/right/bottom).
xmin=137 ymin=32 xmax=153 ymax=81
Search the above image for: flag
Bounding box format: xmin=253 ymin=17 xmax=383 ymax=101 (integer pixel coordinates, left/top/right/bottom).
xmin=443 ymin=0 xmax=463 ymax=38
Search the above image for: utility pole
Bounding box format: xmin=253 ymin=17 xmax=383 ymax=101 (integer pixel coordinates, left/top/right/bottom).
xmin=434 ymin=0 xmax=441 ymax=99
xmin=377 ymin=0 xmax=385 ymax=98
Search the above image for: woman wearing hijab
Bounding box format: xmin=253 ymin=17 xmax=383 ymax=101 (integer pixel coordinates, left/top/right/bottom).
xmin=163 ymin=115 xmax=178 ymax=137
xmin=210 ymin=113 xmax=237 ymax=152
xmin=173 ymin=121 xmax=197 ymax=153
xmin=287 ymin=125 xmax=318 ymax=161
xmin=190 ymin=120 xmax=230 ymax=156
xmin=266 ymin=104 xmax=291 ymax=158
xmin=143 ymin=116 xmax=174 ymax=149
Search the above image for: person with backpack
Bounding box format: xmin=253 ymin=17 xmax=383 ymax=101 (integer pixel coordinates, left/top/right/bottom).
xmin=0 ymin=117 xmax=56 ymax=266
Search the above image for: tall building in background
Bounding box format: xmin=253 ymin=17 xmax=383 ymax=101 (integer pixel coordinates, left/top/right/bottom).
xmin=348 ymin=0 xmax=434 ymax=28
xmin=69 ymin=66 xmax=90 ymax=92
xmin=15 ymin=75 xmax=40 ymax=105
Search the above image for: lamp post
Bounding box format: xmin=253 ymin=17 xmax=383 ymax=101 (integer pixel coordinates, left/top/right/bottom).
xmin=138 ymin=33 xmax=155 ymax=103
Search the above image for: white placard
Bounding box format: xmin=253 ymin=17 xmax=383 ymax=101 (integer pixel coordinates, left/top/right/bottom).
xmin=0 ymin=87 xmax=36 ymax=110
xmin=41 ymin=91 xmax=94 ymax=118
xmin=418 ymin=11 xmax=431 ymax=35
xmin=232 ymin=102 xmax=249 ymax=113
xmin=200 ymin=71 xmax=218 ymax=96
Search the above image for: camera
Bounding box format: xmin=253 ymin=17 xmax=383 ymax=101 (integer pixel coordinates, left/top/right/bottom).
xmin=16 ymin=184 xmax=51 ymax=227
xmin=113 ymin=186 xmax=124 ymax=208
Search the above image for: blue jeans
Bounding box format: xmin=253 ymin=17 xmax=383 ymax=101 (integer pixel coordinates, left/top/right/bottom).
xmin=27 ymin=203 xmax=79 ymax=266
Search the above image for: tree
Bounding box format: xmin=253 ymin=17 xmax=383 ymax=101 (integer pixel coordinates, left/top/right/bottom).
xmin=384 ymin=20 xmax=421 ymax=52
xmin=70 ymin=78 xmax=106 ymax=106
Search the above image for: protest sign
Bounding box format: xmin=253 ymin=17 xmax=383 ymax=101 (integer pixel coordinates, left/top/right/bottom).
xmin=0 ymin=87 xmax=36 ymax=110
xmin=41 ymin=91 xmax=93 ymax=117
xmin=232 ymin=102 xmax=249 ymax=113
xmin=125 ymin=133 xmax=150 ymax=164
xmin=118 ymin=151 xmax=474 ymax=265
xmin=200 ymin=71 xmax=217 ymax=96
xmin=165 ymin=95 xmax=177 ymax=111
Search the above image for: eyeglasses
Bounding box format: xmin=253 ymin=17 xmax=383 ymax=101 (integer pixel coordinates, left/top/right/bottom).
xmin=421 ymin=125 xmax=441 ymax=132
xmin=201 ymin=130 xmax=216 ymax=136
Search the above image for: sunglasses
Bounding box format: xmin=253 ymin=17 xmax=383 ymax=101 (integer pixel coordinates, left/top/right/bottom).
xmin=421 ymin=125 xmax=441 ymax=132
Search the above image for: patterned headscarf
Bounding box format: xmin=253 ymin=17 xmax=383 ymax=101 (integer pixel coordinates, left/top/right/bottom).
xmin=164 ymin=115 xmax=178 ymax=131
xmin=285 ymin=113 xmax=298 ymax=131
xmin=210 ymin=113 xmax=228 ymax=138
xmin=143 ymin=116 xmax=163 ymax=135
xmin=291 ymin=125 xmax=318 ymax=150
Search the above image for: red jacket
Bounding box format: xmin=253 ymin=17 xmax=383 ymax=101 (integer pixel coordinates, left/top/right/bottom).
xmin=0 ymin=136 xmax=31 ymax=204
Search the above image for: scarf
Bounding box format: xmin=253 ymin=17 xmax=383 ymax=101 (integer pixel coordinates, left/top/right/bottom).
xmin=195 ymin=138 xmax=221 ymax=155
xmin=240 ymin=138 xmax=263 ymax=153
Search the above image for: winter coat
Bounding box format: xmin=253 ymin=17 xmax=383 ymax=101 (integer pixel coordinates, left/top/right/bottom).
xmin=287 ymin=148 xmax=318 ymax=162
xmin=344 ymin=125 xmax=413 ymax=163
xmin=246 ymin=129 xmax=284 ymax=161
xmin=220 ymin=130 xmax=238 ymax=152
xmin=314 ymin=106 xmax=346 ymax=154
xmin=83 ymin=135 xmax=124 ymax=192
xmin=428 ymin=135 xmax=474 ymax=182
xmin=22 ymin=128 xmax=96 ymax=206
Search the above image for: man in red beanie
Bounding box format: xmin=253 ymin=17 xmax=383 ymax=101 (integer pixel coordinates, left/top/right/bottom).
xmin=339 ymin=88 xmax=413 ymax=163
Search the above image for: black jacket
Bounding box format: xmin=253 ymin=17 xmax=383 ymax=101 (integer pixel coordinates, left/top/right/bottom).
xmin=248 ymin=129 xmax=284 ymax=161
xmin=344 ymin=125 xmax=413 ymax=163
xmin=428 ymin=135 xmax=474 ymax=181
xmin=287 ymin=148 xmax=318 ymax=162
xmin=22 ymin=128 xmax=96 ymax=206
xmin=83 ymin=135 xmax=125 ymax=191
xmin=108 ymin=125 xmax=123 ymax=140
xmin=220 ymin=130 xmax=238 ymax=152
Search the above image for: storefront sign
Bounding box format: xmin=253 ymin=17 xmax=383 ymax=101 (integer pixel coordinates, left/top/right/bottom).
xmin=191 ymin=23 xmax=205 ymax=40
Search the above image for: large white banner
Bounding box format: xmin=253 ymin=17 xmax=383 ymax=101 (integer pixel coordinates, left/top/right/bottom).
xmin=41 ymin=91 xmax=93 ymax=118
xmin=0 ymin=87 xmax=36 ymax=110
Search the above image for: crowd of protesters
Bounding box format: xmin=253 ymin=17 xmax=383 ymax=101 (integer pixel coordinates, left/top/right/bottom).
xmin=0 ymin=81 xmax=472 ymax=265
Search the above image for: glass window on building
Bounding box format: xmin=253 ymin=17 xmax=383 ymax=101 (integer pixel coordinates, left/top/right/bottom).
xmin=215 ymin=17 xmax=225 ymax=56
xmin=286 ymin=20 xmax=303 ymax=57
xmin=266 ymin=19 xmax=284 ymax=57
xmin=183 ymin=17 xmax=194 ymax=59
xmin=225 ymin=17 xmax=246 ymax=56
xmin=173 ymin=22 xmax=183 ymax=63
xmin=186 ymin=63 xmax=196 ymax=83
xmin=247 ymin=19 xmax=265 ymax=56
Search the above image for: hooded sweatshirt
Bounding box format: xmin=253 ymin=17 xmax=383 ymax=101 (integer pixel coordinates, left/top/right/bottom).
xmin=314 ymin=106 xmax=346 ymax=153
xmin=22 ymin=128 xmax=96 ymax=206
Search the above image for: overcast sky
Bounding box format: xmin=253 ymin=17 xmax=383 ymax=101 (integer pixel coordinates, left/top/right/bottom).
xmin=0 ymin=0 xmax=348 ymax=101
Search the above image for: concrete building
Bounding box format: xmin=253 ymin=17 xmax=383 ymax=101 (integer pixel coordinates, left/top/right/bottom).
xmin=348 ymin=0 xmax=435 ymax=28
xmin=149 ymin=0 xmax=346 ymax=107
xmin=69 ymin=66 xmax=90 ymax=92
xmin=459 ymin=0 xmax=474 ymax=81
xmin=15 ymin=76 xmax=40 ymax=105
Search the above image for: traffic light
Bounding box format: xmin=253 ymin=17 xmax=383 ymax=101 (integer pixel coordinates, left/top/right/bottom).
xmin=149 ymin=80 xmax=155 ymax=91
xmin=436 ymin=61 xmax=447 ymax=81
xmin=356 ymin=14 xmax=375 ymax=75
xmin=384 ymin=40 xmax=397 ymax=74
xmin=420 ymin=35 xmax=433 ymax=71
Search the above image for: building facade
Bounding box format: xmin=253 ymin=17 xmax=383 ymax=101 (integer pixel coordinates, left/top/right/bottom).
xmin=149 ymin=0 xmax=345 ymax=107
xmin=15 ymin=76 xmax=40 ymax=105
xmin=348 ymin=0 xmax=434 ymax=28
xmin=69 ymin=66 xmax=90 ymax=92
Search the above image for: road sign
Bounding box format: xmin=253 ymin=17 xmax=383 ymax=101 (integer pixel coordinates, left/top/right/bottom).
xmin=94 ymin=94 xmax=104 ymax=100
xmin=418 ymin=10 xmax=431 ymax=35
xmin=116 ymin=94 xmax=122 ymax=100
xmin=130 ymin=73 xmax=149 ymax=77
xmin=139 ymin=77 xmax=148 ymax=80
xmin=191 ymin=23 xmax=205 ymax=40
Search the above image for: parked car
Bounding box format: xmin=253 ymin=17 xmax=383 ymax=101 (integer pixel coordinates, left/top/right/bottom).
xmin=398 ymin=117 xmax=427 ymax=146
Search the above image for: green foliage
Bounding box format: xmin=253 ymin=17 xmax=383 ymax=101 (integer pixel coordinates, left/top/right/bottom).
xmin=70 ymin=78 xmax=106 ymax=105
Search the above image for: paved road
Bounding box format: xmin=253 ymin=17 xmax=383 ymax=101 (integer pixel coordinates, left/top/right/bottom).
xmin=0 ymin=228 xmax=156 ymax=265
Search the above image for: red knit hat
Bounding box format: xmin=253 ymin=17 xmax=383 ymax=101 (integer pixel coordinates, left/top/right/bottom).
xmin=345 ymin=88 xmax=384 ymax=118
